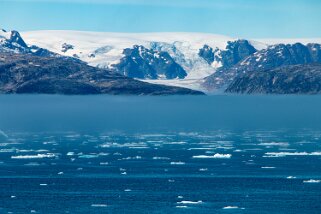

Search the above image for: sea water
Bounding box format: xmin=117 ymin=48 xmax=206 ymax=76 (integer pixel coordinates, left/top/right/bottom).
xmin=0 ymin=95 xmax=321 ymax=213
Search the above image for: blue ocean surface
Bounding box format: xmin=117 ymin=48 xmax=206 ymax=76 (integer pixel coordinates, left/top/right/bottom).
xmin=0 ymin=95 xmax=321 ymax=213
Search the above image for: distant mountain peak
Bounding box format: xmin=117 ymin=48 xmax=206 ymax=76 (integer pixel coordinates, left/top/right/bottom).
xmin=198 ymin=39 xmax=257 ymax=70
xmin=113 ymin=45 xmax=187 ymax=79
xmin=0 ymin=28 xmax=60 ymax=58
xmin=8 ymin=30 xmax=28 ymax=48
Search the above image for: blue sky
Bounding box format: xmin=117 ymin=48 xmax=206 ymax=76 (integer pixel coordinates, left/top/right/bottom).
xmin=0 ymin=0 xmax=320 ymax=38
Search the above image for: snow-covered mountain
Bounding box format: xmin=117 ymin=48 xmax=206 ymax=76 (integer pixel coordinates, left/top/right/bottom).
xmin=203 ymin=42 xmax=321 ymax=92
xmin=12 ymin=30 xmax=321 ymax=93
xmin=0 ymin=29 xmax=204 ymax=95
xmin=21 ymin=31 xmax=267 ymax=90
xmin=0 ymin=29 xmax=59 ymax=57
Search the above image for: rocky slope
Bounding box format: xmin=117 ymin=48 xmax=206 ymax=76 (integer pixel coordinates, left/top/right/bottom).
xmin=226 ymin=64 xmax=321 ymax=94
xmin=113 ymin=45 xmax=187 ymax=79
xmin=199 ymin=39 xmax=257 ymax=69
xmin=0 ymin=29 xmax=204 ymax=95
xmin=5 ymin=29 xmax=321 ymax=95
xmin=203 ymin=43 xmax=321 ymax=91
xmin=0 ymin=52 xmax=204 ymax=95
xmin=22 ymin=31 xmax=266 ymax=90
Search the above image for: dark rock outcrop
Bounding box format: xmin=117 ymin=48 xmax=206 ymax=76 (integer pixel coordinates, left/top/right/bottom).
xmin=113 ymin=45 xmax=187 ymax=79
xmin=61 ymin=43 xmax=74 ymax=53
xmin=203 ymin=43 xmax=321 ymax=91
xmin=0 ymin=52 xmax=204 ymax=95
xmin=198 ymin=44 xmax=215 ymax=64
xmin=199 ymin=40 xmax=257 ymax=68
xmin=226 ymin=64 xmax=321 ymax=94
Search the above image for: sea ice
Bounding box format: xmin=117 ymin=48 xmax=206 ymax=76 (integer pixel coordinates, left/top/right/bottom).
xmin=192 ymin=153 xmax=232 ymax=159
xmin=177 ymin=200 xmax=203 ymax=204
xmin=303 ymin=179 xmax=321 ymax=183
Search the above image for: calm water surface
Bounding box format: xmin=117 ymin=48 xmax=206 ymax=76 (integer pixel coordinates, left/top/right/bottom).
xmin=0 ymin=95 xmax=321 ymax=213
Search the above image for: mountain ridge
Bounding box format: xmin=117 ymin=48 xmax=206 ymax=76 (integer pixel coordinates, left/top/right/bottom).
xmin=0 ymin=29 xmax=205 ymax=95
xmin=3 ymin=29 xmax=321 ymax=95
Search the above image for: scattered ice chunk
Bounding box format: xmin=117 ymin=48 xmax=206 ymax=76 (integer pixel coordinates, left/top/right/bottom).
xmin=91 ymin=204 xmax=108 ymax=207
xmin=223 ymin=206 xmax=244 ymax=209
xmin=303 ymin=179 xmax=321 ymax=183
xmin=223 ymin=206 xmax=241 ymax=209
xmin=78 ymin=154 xmax=98 ymax=159
xmin=66 ymin=152 xmax=75 ymax=156
xmin=153 ymin=157 xmax=170 ymax=160
xmin=176 ymin=206 xmax=188 ymax=208
xmin=170 ymin=161 xmax=185 ymax=165
xmin=11 ymin=153 xmax=56 ymax=159
xmin=258 ymin=142 xmax=289 ymax=146
xmin=286 ymin=176 xmax=296 ymax=179
xmin=193 ymin=153 xmax=232 ymax=159
xmin=24 ymin=162 xmax=41 ymax=166
xmin=100 ymin=162 xmax=109 ymax=165
xmin=121 ymin=156 xmax=142 ymax=160
xmin=264 ymin=152 xmax=321 ymax=158
xmin=0 ymin=149 xmax=16 ymax=153
xmin=164 ymin=141 xmax=186 ymax=145
xmin=177 ymin=200 xmax=203 ymax=204
xmin=188 ymin=147 xmax=214 ymax=150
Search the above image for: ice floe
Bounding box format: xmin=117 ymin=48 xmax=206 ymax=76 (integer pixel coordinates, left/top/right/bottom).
xmin=170 ymin=161 xmax=185 ymax=165
xmin=177 ymin=200 xmax=203 ymax=204
xmin=176 ymin=206 xmax=188 ymax=208
xmin=100 ymin=162 xmax=109 ymax=165
xmin=264 ymin=152 xmax=321 ymax=158
xmin=78 ymin=154 xmax=99 ymax=158
xmin=258 ymin=142 xmax=289 ymax=146
xmin=223 ymin=206 xmax=244 ymax=209
xmin=193 ymin=153 xmax=232 ymax=159
xmin=91 ymin=204 xmax=108 ymax=207
xmin=11 ymin=153 xmax=57 ymax=159
xmin=286 ymin=176 xmax=297 ymax=179
xmin=152 ymin=157 xmax=170 ymax=160
xmin=303 ymin=179 xmax=321 ymax=183
xmin=121 ymin=156 xmax=142 ymax=160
